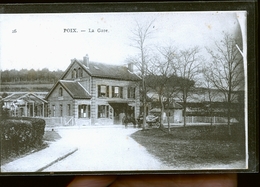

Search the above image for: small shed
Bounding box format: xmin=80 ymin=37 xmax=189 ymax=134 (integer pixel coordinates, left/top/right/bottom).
xmin=149 ymin=102 xmax=183 ymax=123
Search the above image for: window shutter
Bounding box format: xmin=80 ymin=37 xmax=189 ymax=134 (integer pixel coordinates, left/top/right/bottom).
xmin=112 ymin=86 xmax=115 ymax=97
xmin=106 ymin=105 xmax=109 ymax=118
xmin=98 ymin=105 xmax=100 ymax=118
xmin=120 ymin=87 xmax=123 ymax=98
xmin=106 ymin=86 xmax=109 ymax=97
xmin=98 ymin=85 xmax=101 ymax=97
xmin=88 ymin=105 xmax=90 ymax=118
xmin=133 ymin=87 xmax=136 ymax=99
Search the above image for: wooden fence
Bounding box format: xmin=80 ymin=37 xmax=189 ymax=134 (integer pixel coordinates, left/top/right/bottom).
xmin=184 ymin=116 xmax=238 ymax=124
xmin=37 ymin=116 xmax=75 ymax=127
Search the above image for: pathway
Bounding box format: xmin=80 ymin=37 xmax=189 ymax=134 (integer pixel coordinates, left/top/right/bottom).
xmin=43 ymin=126 xmax=169 ymax=172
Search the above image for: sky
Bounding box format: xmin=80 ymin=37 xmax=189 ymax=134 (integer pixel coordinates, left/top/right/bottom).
xmin=0 ymin=11 xmax=246 ymax=71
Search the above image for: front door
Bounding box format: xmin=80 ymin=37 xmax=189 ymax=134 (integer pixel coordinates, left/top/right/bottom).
xmin=113 ymin=108 xmax=121 ymax=124
xmin=110 ymin=103 xmax=127 ymax=124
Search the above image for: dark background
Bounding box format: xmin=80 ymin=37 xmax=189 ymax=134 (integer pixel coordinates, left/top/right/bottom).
xmin=0 ymin=174 xmax=259 ymax=187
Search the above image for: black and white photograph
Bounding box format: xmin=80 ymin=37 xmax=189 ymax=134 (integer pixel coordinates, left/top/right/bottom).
xmin=0 ymin=8 xmax=251 ymax=174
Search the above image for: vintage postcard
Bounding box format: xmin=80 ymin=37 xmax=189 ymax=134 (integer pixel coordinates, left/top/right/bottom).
xmin=0 ymin=2 xmax=257 ymax=174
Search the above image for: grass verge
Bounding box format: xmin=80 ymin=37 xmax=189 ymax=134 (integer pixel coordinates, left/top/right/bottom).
xmin=130 ymin=124 xmax=246 ymax=168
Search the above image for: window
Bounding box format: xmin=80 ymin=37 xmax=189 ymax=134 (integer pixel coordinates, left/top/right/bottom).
xmin=52 ymin=105 xmax=56 ymax=117
xmin=67 ymin=104 xmax=71 ymax=116
xmin=98 ymin=105 xmax=109 ymax=118
xmin=20 ymin=108 xmax=24 ymax=116
xmin=60 ymin=104 xmax=63 ymax=117
xmin=98 ymin=85 xmax=109 ymax=97
xmin=112 ymin=86 xmax=123 ymax=98
xmin=72 ymin=68 xmax=78 ymax=78
xmin=78 ymin=68 xmax=83 ymax=77
xmin=59 ymin=87 xmax=63 ymax=97
xmin=128 ymin=87 xmax=135 ymax=99
xmin=78 ymin=105 xmax=90 ymax=118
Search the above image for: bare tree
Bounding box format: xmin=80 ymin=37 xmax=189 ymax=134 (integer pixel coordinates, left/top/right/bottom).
xmin=128 ymin=20 xmax=156 ymax=130
xmin=173 ymin=46 xmax=201 ymax=127
xmin=201 ymin=67 xmax=219 ymax=125
xmin=146 ymin=46 xmax=188 ymax=133
xmin=145 ymin=46 xmax=176 ymax=130
xmin=206 ymin=33 xmax=244 ymax=135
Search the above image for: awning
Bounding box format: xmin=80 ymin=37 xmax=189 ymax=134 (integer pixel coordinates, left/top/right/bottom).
xmin=107 ymin=100 xmax=129 ymax=104
xmin=108 ymin=100 xmax=129 ymax=109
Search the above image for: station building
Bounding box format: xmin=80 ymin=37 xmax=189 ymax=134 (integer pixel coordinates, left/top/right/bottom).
xmin=45 ymin=54 xmax=141 ymax=125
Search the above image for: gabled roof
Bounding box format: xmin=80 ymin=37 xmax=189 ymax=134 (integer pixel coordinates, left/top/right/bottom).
xmin=61 ymin=59 xmax=141 ymax=81
xmin=3 ymin=93 xmax=47 ymax=103
xmin=85 ymin=61 xmax=140 ymax=81
xmin=60 ymin=80 xmax=91 ymax=99
xmin=3 ymin=93 xmax=25 ymax=101
xmin=45 ymin=80 xmax=91 ymax=100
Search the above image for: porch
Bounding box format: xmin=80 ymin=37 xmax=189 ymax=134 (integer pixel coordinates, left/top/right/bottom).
xmin=2 ymin=93 xmax=48 ymax=117
xmin=108 ymin=101 xmax=136 ymax=125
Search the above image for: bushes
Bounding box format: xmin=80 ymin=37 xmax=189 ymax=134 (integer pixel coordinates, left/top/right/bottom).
xmin=0 ymin=117 xmax=46 ymax=159
xmin=0 ymin=100 xmax=10 ymax=119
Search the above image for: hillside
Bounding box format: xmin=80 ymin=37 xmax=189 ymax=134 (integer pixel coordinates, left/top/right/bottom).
xmin=0 ymin=83 xmax=54 ymax=92
xmin=0 ymin=68 xmax=63 ymax=92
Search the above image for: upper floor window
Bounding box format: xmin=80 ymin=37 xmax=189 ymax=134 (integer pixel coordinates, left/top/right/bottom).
xmin=98 ymin=85 xmax=109 ymax=97
xmin=59 ymin=87 xmax=63 ymax=97
xmin=112 ymin=86 xmax=123 ymax=98
xmin=78 ymin=68 xmax=83 ymax=78
xmin=71 ymin=68 xmax=78 ymax=79
xmin=128 ymin=87 xmax=135 ymax=99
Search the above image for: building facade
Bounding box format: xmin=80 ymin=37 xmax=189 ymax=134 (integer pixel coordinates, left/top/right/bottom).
xmin=46 ymin=54 xmax=141 ymax=125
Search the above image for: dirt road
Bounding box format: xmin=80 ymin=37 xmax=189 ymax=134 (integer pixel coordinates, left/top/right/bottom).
xmin=43 ymin=126 xmax=169 ymax=172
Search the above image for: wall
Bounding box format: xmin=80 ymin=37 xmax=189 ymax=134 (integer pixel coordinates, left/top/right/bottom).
xmin=63 ymin=62 xmax=91 ymax=87
xmin=47 ymin=83 xmax=74 ymax=117
xmin=90 ymin=77 xmax=140 ymax=125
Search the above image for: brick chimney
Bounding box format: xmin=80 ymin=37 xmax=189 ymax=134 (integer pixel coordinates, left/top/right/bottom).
xmin=83 ymin=54 xmax=89 ymax=67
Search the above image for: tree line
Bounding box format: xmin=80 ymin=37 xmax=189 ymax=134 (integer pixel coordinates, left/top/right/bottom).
xmin=128 ymin=19 xmax=244 ymax=134
xmin=0 ymin=68 xmax=64 ymax=84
